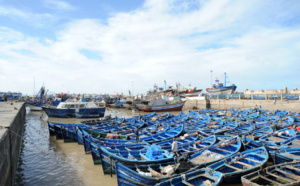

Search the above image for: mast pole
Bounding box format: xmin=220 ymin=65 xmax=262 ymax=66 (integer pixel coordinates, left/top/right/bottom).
xmin=224 ymin=72 xmax=227 ymax=87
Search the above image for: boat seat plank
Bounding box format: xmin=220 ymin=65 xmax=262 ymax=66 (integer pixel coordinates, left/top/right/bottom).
xmin=182 ymin=180 xmax=193 ymax=186
xmin=192 ymin=156 xmax=217 ymax=164
xmin=244 ymin=158 xmax=260 ymax=163
xmin=267 ymin=137 xmax=286 ymax=142
xmin=282 ymin=152 xmax=300 ymax=159
xmin=216 ymin=148 xmax=231 ymax=153
xmin=285 ymin=165 xmax=300 ymax=172
xmin=260 ymin=175 xmax=283 ymax=185
xmin=235 ymin=161 xmax=253 ymax=168
xmin=266 ymin=172 xmax=296 ymax=183
xmin=226 ymin=164 xmax=243 ymax=171
xmin=276 ymin=169 xmax=300 ymax=180
xmin=248 ymin=175 xmax=261 ymax=181
xmin=186 ymin=173 xmax=218 ymax=182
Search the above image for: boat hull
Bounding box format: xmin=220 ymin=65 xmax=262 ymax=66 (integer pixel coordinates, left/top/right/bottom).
xmin=136 ymin=102 xmax=185 ymax=112
xmin=206 ymin=85 xmax=237 ymax=94
xmin=26 ymin=104 xmax=43 ymax=111
xmin=42 ymin=107 xmax=105 ymax=118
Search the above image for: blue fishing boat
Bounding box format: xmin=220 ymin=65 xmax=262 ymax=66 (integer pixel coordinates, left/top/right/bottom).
xmin=90 ymin=141 xmax=149 ymax=165
xmin=48 ymin=122 xmax=55 ymax=135
xmin=242 ymin=135 xmax=293 ymax=152
xmin=259 ymin=128 xmax=296 ymax=145
xmin=200 ymin=121 xmax=238 ymax=136
xmin=241 ymin=161 xmax=300 ymax=186
xmin=25 ymin=86 xmax=46 ymax=111
xmin=208 ymin=146 xmax=268 ymax=183
xmin=276 ymin=116 xmax=295 ymax=129
xmin=42 ymin=99 xmax=105 ymax=118
xmin=172 ymin=135 xmax=216 ymax=154
xmin=189 ymin=136 xmax=241 ymax=168
xmin=80 ymin=128 xmax=131 ymax=154
xmin=156 ymin=168 xmax=223 ymax=186
xmin=139 ymin=125 xmax=184 ymax=143
xmin=115 ymin=160 xmax=198 ymax=185
xmin=224 ymin=124 xmax=254 ymax=136
xmin=99 ymin=135 xmax=216 ymax=174
xmin=247 ymin=126 xmax=274 ymax=140
xmin=270 ymin=147 xmax=300 ymax=164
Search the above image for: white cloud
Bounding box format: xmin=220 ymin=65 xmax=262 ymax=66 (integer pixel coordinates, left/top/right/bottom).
xmin=1 ymin=0 xmax=300 ymax=95
xmin=0 ymin=6 xmax=56 ymax=28
xmin=43 ymin=0 xmax=76 ymax=10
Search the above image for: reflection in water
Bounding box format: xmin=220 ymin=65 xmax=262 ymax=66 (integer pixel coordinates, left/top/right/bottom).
xmin=15 ymin=110 xmax=83 ymax=186
xmin=15 ymin=108 xmax=184 ymax=186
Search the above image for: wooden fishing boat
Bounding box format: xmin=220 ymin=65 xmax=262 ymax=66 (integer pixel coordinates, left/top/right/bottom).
xmin=241 ymin=161 xmax=300 ymax=186
xmin=199 ymin=121 xmax=238 ymax=136
xmin=77 ymin=120 xmax=168 ymax=153
xmin=42 ymin=99 xmax=105 ymax=118
xmin=48 ymin=122 xmax=55 ymax=135
xmin=139 ymin=125 xmax=184 ymax=144
xmin=247 ymin=126 xmax=273 ymax=140
xmin=224 ymin=124 xmax=254 ymax=136
xmin=136 ymin=99 xmax=186 ymax=112
xmin=166 ymin=135 xmax=216 ymax=153
xmin=148 ymin=133 xmax=199 ymax=150
xmin=259 ymin=128 xmax=296 ymax=145
xmin=270 ymin=147 xmax=300 ymax=164
xmin=242 ymin=135 xmax=295 ymax=152
xmin=80 ymin=128 xmax=131 ymax=154
xmin=90 ymin=141 xmax=149 ymax=165
xmin=189 ymin=136 xmax=242 ymax=168
xmin=208 ymin=146 xmax=268 ymax=183
xmin=99 ymin=135 xmax=216 ymax=174
xmin=115 ymin=160 xmax=198 ymax=185
xmin=275 ymin=116 xmax=295 ymax=129
xmin=156 ymin=168 xmax=223 ymax=186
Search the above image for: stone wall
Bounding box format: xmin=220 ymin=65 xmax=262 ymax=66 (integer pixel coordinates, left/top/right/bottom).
xmin=0 ymin=102 xmax=26 ymax=186
xmin=183 ymin=99 xmax=208 ymax=110
xmin=0 ymin=129 xmax=11 ymax=186
xmin=244 ymin=87 xmax=300 ymax=94
xmin=183 ymin=99 xmax=300 ymax=112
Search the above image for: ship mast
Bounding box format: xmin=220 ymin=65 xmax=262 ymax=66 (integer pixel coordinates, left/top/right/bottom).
xmin=224 ymin=72 xmax=227 ymax=87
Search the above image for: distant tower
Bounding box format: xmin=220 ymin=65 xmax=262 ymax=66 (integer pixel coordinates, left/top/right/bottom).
xmin=164 ymin=80 xmax=166 ymax=90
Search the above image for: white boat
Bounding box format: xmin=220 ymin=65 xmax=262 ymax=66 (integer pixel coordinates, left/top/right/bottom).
xmin=42 ymin=99 xmax=106 ymax=118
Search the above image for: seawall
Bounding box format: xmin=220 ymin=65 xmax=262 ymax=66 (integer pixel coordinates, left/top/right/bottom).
xmin=0 ymin=102 xmax=26 ymax=186
xmin=183 ymin=99 xmax=300 ymax=112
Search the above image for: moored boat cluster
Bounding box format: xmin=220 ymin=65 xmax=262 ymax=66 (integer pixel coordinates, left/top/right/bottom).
xmin=48 ymin=108 xmax=300 ymax=186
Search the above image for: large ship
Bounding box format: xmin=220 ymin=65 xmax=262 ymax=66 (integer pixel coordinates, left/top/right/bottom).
xmin=206 ymin=72 xmax=237 ymax=94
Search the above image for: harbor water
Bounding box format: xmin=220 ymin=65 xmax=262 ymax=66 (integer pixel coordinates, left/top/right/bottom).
xmin=15 ymin=108 xmax=241 ymax=186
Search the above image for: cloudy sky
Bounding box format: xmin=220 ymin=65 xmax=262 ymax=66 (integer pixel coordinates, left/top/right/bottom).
xmin=0 ymin=0 xmax=299 ymax=95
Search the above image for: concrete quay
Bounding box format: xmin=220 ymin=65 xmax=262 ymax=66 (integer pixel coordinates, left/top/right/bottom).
xmin=183 ymin=99 xmax=300 ymax=112
xmin=0 ymin=101 xmax=26 ymax=186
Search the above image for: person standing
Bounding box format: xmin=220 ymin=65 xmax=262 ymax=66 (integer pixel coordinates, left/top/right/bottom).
xmin=172 ymin=138 xmax=178 ymax=156
xmin=4 ymin=94 xmax=7 ymax=102
xmin=134 ymin=126 xmax=139 ymax=142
